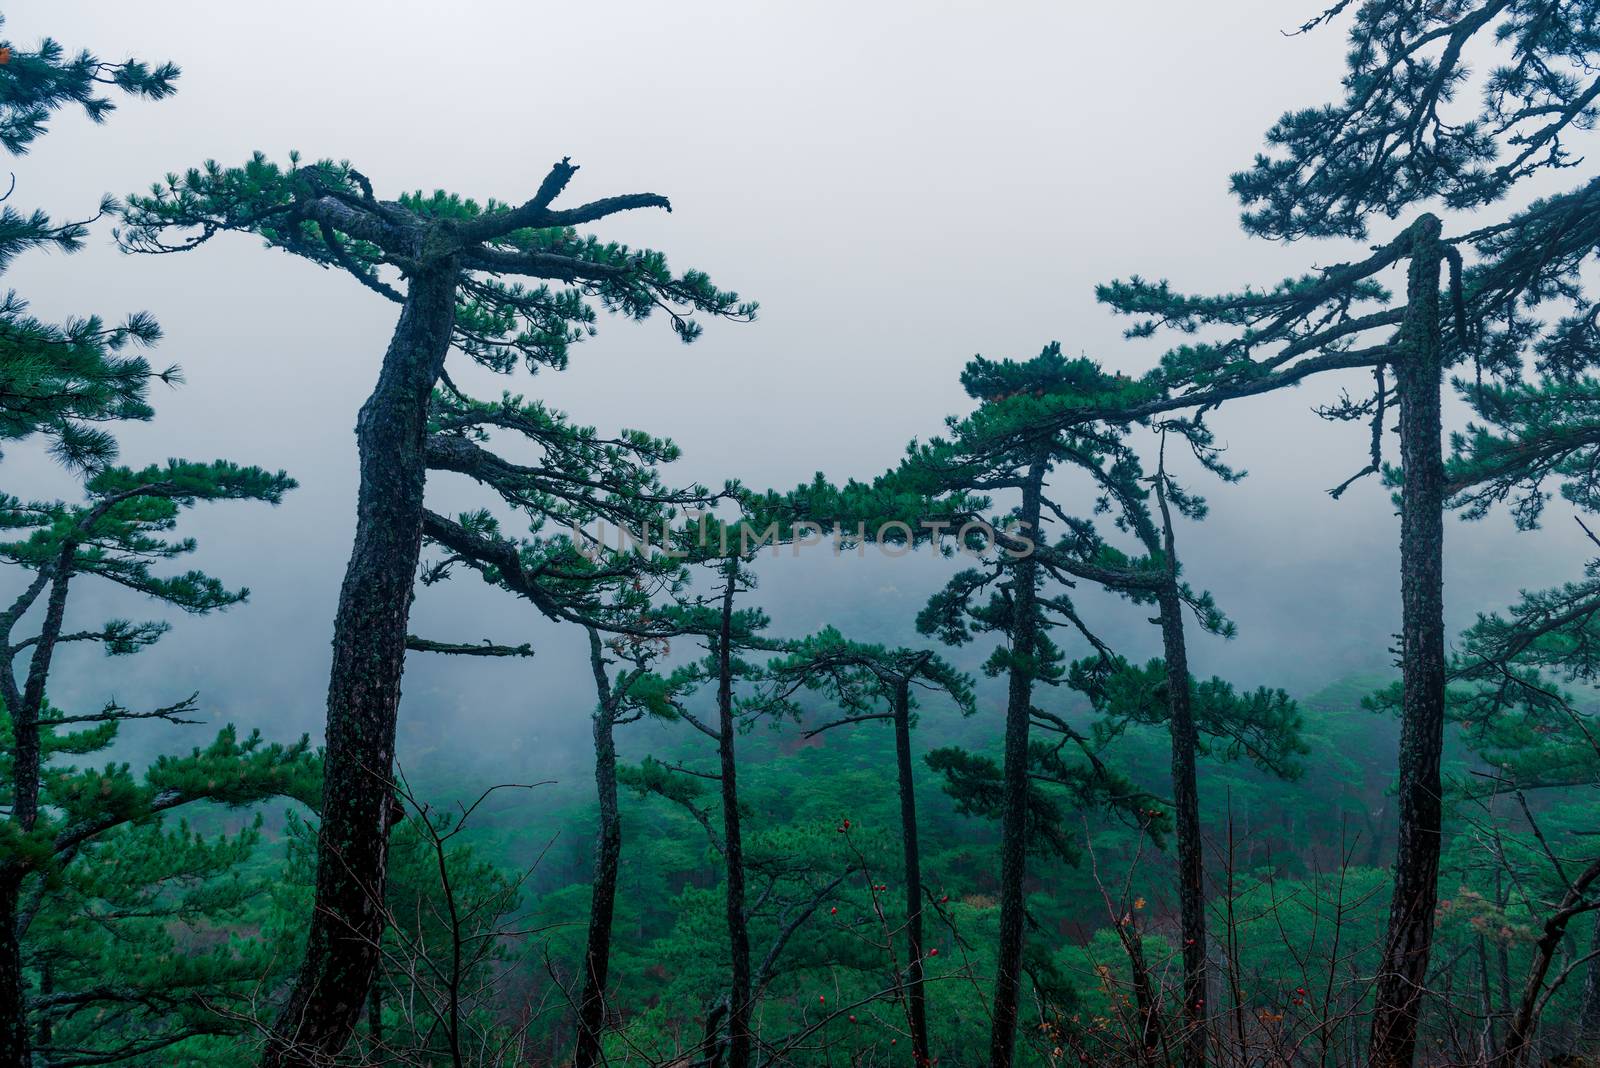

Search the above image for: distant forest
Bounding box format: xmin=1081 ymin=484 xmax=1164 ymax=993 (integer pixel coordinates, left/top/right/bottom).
xmin=6 ymin=3 xmax=1600 ymax=1067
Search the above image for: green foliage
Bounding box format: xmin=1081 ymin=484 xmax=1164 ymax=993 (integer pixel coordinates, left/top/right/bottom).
xmin=3 ymin=698 xmax=318 ymax=1063
xmin=1072 ymin=656 xmax=1308 ymax=777
xmin=116 ymin=152 xmax=756 ymax=373
xmin=0 ymin=18 xmax=179 ymax=470
xmin=1231 ymin=0 xmax=1600 ymax=238
xmin=926 ymin=743 xmax=1167 ymax=863
xmin=0 ymin=458 xmax=296 ymax=611
xmin=0 ymin=16 xmax=177 ymax=153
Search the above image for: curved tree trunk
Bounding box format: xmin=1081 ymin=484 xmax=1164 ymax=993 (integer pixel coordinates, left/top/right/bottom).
xmin=893 ymin=676 xmax=932 ymax=1066
xmin=575 ymin=629 xmax=623 ymax=1068
xmin=0 ymin=564 xmax=73 ymax=1068
xmin=1159 ymin=584 xmax=1207 ymax=1068
xmin=716 ymin=565 xmax=753 ymax=1068
xmin=265 ymin=264 xmax=459 ymax=1067
xmin=990 ymin=458 xmax=1046 ymax=1068
xmin=1369 ymin=214 xmax=1447 ymax=1068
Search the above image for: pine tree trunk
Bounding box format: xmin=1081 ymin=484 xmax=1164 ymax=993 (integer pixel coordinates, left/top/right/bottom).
xmin=1369 ymin=214 xmax=1447 ymax=1068
xmin=989 ymin=458 xmax=1046 ymax=1068
xmin=264 ymin=264 xmax=459 ymax=1067
xmin=0 ymin=873 xmax=27 ymax=1068
xmin=716 ymin=566 xmax=753 ymax=1068
xmin=1575 ymin=911 xmax=1600 ymax=1054
xmin=1160 ymin=584 xmax=1208 ymax=1068
xmin=575 ymin=629 xmax=623 ymax=1068
xmin=13 ymin=569 xmax=68 ymax=835
xmin=893 ymin=676 xmax=932 ymax=1067
xmin=367 ymin=958 xmax=384 ymax=1044
xmin=0 ymin=567 xmax=72 ymax=1068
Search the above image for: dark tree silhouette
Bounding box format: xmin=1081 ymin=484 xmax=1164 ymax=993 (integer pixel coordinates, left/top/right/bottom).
xmin=1078 ymin=7 xmax=1600 ymax=1053
xmin=115 ymin=155 xmax=752 ymax=1065
xmin=1047 ymin=427 xmax=1306 ymax=1068
xmin=897 ymin=343 xmax=1170 ymax=1068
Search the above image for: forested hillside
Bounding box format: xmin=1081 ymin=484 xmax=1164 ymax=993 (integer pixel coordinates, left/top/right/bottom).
xmin=5 ymin=3 xmax=1600 ymax=1067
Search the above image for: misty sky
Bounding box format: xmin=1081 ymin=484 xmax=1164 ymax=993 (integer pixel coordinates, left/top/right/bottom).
xmin=7 ymin=1 xmax=1594 ymax=779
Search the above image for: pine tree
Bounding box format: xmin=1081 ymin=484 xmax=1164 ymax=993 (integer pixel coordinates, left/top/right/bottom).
xmin=115 ymin=154 xmax=753 ymax=1065
xmin=0 ymin=459 xmax=315 ymax=1067
xmin=1083 ymin=8 xmax=1600 ymax=1059
xmin=0 ymin=17 xmax=179 ymax=470
xmin=617 ymin=549 xmax=778 ymax=1068
xmin=1410 ymin=513 xmax=1600 ymax=1065
xmin=766 ymin=628 xmax=974 ymax=1068
xmin=271 ymin=788 xmax=532 ymax=1067
xmin=1037 ymin=424 xmax=1306 ymax=1068
xmin=895 ymin=343 xmax=1171 ymax=1068
xmin=412 ymin=386 xmax=727 ymax=1066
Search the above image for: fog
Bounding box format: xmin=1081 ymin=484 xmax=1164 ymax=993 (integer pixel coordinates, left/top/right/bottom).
xmin=6 ymin=1 xmax=1593 ymax=784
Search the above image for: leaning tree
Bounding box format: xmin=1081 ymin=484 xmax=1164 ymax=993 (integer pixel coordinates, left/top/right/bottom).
xmin=115 ymin=155 xmax=752 ymax=1063
xmin=1081 ymin=4 xmax=1600 ymax=1059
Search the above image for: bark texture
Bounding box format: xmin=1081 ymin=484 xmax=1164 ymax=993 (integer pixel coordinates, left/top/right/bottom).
xmin=1160 ymin=584 xmax=1207 ymax=1068
xmin=264 ymin=263 xmax=460 ymax=1067
xmin=989 ymin=458 xmax=1046 ymax=1068
xmin=575 ymin=629 xmax=623 ymax=1068
xmin=893 ymin=677 xmax=931 ymax=1066
xmin=1369 ymin=214 xmax=1447 ymax=1068
xmin=0 ymin=879 xmax=25 ymax=1068
xmin=0 ymin=562 xmax=72 ymax=1068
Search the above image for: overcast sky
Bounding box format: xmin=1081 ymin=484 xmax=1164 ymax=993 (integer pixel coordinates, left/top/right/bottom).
xmin=7 ymin=2 xmax=1594 ymax=778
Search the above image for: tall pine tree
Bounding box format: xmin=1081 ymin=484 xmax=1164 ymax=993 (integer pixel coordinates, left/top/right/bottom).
xmin=1084 ymin=7 xmax=1600 ymax=1058
xmin=896 ymin=344 xmax=1169 ymax=1068
xmin=115 ymin=155 xmax=753 ymax=1065
xmin=767 ymin=629 xmax=975 ymax=1068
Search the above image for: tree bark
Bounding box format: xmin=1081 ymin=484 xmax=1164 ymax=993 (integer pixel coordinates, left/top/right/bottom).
xmin=893 ymin=676 xmax=932 ymax=1067
xmin=367 ymin=958 xmax=384 ymax=1045
xmin=0 ymin=563 xmax=72 ymax=1068
xmin=716 ymin=564 xmax=753 ymax=1068
xmin=1159 ymin=583 xmax=1207 ymax=1068
xmin=1369 ymin=214 xmax=1447 ymax=1068
xmin=0 ymin=874 xmax=26 ymax=1068
xmin=990 ymin=457 xmax=1046 ymax=1068
xmin=264 ymin=263 xmax=459 ymax=1067
xmin=575 ymin=629 xmax=623 ymax=1068
xmin=1576 ymin=911 xmax=1600 ymax=1055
